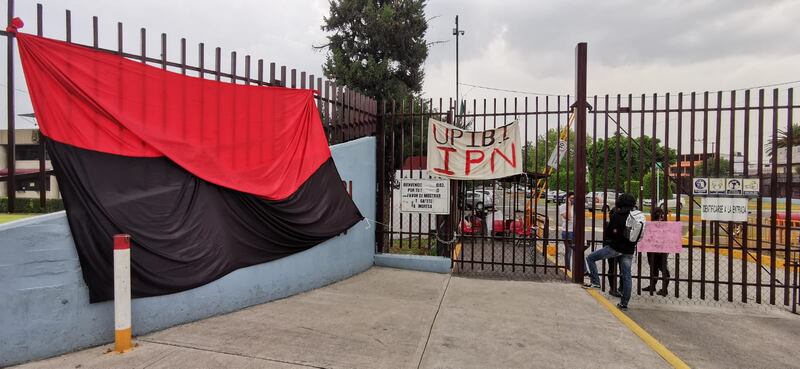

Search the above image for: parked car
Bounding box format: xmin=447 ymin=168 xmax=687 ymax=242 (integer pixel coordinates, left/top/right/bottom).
xmin=585 ymin=191 xmax=618 ymax=211
xmin=461 ymin=189 xmax=495 ymax=210
xmin=657 ymin=196 xmax=686 ymax=211
xmin=546 ymin=190 xmax=566 ymax=203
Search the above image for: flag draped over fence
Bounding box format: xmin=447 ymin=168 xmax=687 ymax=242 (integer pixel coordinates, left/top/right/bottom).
xmin=14 ymin=28 xmax=362 ymax=302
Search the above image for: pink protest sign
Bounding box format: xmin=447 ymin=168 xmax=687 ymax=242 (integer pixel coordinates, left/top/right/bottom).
xmin=637 ymin=222 xmax=683 ymax=253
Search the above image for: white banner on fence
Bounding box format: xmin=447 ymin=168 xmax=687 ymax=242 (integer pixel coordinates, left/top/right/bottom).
xmin=399 ymin=178 xmax=450 ymax=214
xmin=701 ymin=197 xmax=749 ymax=222
xmin=426 ymin=118 xmax=522 ymax=180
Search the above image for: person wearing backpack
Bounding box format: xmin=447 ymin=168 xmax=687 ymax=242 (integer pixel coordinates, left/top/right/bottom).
xmin=583 ymin=193 xmax=645 ymax=310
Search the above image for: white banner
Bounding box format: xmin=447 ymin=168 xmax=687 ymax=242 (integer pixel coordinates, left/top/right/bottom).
xmin=426 ymin=118 xmax=522 ymax=180
xmin=701 ymin=197 xmax=749 ymax=222
xmin=399 ymin=178 xmax=450 ymax=214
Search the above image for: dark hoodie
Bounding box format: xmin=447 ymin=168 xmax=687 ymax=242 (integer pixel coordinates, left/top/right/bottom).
xmin=604 ymin=193 xmax=637 ymax=254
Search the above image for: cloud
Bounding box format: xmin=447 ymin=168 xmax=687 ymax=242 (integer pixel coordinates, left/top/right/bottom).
xmin=422 ymin=0 xmax=800 ymax=99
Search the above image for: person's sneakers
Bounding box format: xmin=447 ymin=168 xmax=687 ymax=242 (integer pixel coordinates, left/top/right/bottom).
xmin=609 ymin=290 xmax=622 ymax=298
xmin=582 ymin=282 xmax=600 ymax=289
xmin=657 ymin=289 xmax=668 ymax=297
xmin=642 ymin=285 xmax=656 ymax=292
xmin=616 ymin=303 xmax=628 ymax=311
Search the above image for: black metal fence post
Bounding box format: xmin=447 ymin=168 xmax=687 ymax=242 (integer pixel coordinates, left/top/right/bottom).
xmin=6 ymin=0 xmax=16 ymax=213
xmin=572 ymin=42 xmax=588 ymax=282
xmin=375 ymin=101 xmax=385 ymax=253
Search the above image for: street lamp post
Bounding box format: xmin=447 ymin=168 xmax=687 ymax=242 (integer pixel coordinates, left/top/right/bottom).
xmin=453 ymin=15 xmax=465 ymax=122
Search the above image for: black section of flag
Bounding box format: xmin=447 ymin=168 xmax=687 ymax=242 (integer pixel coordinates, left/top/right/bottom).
xmin=47 ymin=139 xmax=362 ymax=302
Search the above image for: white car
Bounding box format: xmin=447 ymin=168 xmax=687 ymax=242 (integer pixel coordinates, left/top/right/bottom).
xmin=546 ymin=190 xmax=566 ymax=203
xmin=657 ymin=196 xmax=686 ymax=211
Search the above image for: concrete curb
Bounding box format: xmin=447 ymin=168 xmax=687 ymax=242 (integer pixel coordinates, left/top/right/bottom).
xmin=374 ymin=253 xmax=452 ymax=274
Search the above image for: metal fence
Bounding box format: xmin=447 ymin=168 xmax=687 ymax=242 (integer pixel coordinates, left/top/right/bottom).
xmin=1 ymin=0 xmax=377 ymax=213
xmin=377 ymin=87 xmax=800 ymax=309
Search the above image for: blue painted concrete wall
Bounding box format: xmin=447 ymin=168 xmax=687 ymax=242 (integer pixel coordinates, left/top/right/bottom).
xmin=0 ymin=137 xmax=376 ymax=367
xmin=374 ymin=254 xmax=452 ymax=274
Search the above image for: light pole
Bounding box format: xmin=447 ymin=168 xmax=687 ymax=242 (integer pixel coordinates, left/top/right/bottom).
xmin=453 ymin=15 xmax=465 ymax=122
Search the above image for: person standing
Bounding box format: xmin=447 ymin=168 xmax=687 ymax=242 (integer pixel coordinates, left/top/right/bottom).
xmin=559 ymin=192 xmax=575 ymax=270
xmin=583 ymin=193 xmax=639 ymax=310
xmin=644 ymin=207 xmax=670 ymax=296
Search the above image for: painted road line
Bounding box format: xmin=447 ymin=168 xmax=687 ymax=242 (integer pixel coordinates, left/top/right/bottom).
xmin=586 ymin=289 xmax=690 ymax=369
xmin=537 ymin=243 xmax=573 ymax=279
xmin=681 ymin=237 xmax=789 ymax=270
xmin=451 ymin=243 xmax=462 ymax=271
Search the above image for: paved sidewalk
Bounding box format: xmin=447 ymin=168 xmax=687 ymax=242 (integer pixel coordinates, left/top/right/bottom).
xmin=625 ymin=301 xmax=800 ymax=369
xmin=14 ymin=267 xmax=668 ymax=369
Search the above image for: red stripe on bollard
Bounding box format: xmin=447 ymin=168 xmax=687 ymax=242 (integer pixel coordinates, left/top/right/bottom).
xmin=113 ymin=234 xmax=130 ymax=250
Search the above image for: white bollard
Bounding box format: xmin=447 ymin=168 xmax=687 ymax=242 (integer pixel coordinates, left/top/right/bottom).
xmin=113 ymin=234 xmax=133 ymax=352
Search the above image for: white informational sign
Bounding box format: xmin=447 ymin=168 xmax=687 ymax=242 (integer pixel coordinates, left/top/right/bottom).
xmin=776 ymin=146 xmax=800 ymax=165
xmin=726 ymin=178 xmax=743 ymax=195
xmin=427 ymin=118 xmax=522 ymax=180
xmin=742 ymin=178 xmax=760 ymax=197
xmin=693 ymin=178 xmax=709 ymax=195
xmin=708 ymin=178 xmax=726 ymax=194
xmin=701 ymin=197 xmax=749 ymax=222
xmin=547 ymin=140 xmax=568 ymax=169
xmin=400 ymin=178 xmax=450 ymax=214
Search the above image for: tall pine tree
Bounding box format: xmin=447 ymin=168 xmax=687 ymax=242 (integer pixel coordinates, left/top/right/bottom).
xmin=319 ymin=0 xmax=428 ymax=101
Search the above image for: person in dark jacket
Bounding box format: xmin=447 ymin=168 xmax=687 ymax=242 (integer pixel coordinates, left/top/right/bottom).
xmin=644 ymin=207 xmax=670 ymax=296
xmin=583 ymin=193 xmax=638 ymax=310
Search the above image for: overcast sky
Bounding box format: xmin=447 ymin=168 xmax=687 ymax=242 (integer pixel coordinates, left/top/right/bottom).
xmin=2 ymin=0 xmax=799 ymax=154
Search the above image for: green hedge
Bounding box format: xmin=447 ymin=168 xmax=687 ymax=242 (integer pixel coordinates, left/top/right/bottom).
xmin=0 ymin=197 xmax=65 ymax=213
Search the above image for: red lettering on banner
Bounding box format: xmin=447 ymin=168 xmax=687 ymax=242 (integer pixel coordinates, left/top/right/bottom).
xmin=450 ymin=129 xmax=463 ymax=145
xmin=433 ymin=146 xmax=456 ymax=175
xmin=432 ymin=125 xmax=449 ymax=145
xmin=490 ymin=143 xmax=517 ymax=173
xmin=465 ymin=150 xmax=485 ymax=175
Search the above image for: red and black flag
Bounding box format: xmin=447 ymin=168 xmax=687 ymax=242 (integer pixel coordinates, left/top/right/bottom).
xmin=12 ymin=22 xmax=362 ymax=302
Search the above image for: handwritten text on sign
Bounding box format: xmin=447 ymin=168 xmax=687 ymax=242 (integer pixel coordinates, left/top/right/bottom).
xmin=701 ymin=197 xmax=749 ymax=222
xmin=637 ymin=222 xmax=683 ymax=253
xmin=400 ymin=178 xmax=450 ymax=214
xmin=427 ymin=118 xmax=522 ymax=180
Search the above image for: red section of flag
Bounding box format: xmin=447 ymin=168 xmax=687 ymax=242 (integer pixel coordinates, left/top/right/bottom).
xmin=16 ymin=33 xmax=330 ymax=200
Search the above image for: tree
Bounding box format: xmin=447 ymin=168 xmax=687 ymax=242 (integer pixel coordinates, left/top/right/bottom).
xmin=586 ymin=134 xmax=677 ymax=192
xmin=768 ymin=123 xmax=800 ymax=175
xmin=318 ymin=0 xmax=428 ymax=102
xmin=694 ymin=158 xmax=732 ymax=177
xmin=642 ymin=171 xmax=674 ymax=200
xmin=767 ymin=123 xmax=800 ymax=157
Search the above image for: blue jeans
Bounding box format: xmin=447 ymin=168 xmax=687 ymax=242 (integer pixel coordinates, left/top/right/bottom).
xmin=586 ymin=246 xmax=633 ymax=306
xmin=562 ymin=231 xmax=574 ymax=270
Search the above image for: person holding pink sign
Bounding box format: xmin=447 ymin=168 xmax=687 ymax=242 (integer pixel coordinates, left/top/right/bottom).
xmin=643 ymin=208 xmax=670 ymax=296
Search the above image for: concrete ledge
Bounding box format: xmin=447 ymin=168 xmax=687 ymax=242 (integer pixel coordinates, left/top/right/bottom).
xmin=374 ymin=253 xmax=452 ymax=274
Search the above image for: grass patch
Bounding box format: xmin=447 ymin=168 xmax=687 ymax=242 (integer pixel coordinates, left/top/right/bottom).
xmin=387 ymin=237 xmax=439 ymax=256
xmin=0 ymin=213 xmax=37 ymax=224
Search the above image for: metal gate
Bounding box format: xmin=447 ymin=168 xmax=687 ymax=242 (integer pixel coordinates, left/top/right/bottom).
xmin=376 ymin=96 xmax=579 ymax=281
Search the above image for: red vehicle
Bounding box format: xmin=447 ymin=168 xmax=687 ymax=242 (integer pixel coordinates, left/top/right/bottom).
xmin=460 ymin=212 xmax=532 ymax=238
